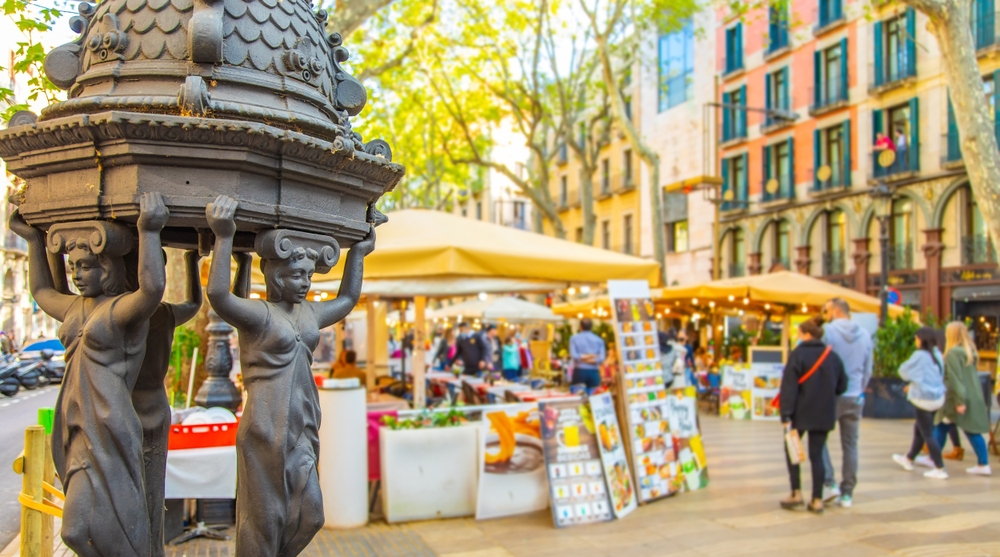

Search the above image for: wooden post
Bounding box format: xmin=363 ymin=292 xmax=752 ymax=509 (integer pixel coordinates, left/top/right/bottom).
xmin=780 ymin=312 xmax=791 ymax=364
xmin=366 ymin=297 xmax=377 ymax=391
xmin=20 ymin=425 xmax=45 ymax=557
xmin=413 ymin=296 xmax=427 ymax=408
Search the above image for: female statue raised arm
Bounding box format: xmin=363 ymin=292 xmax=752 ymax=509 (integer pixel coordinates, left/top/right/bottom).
xmin=205 ymin=195 xmax=374 ymax=557
xmin=9 ymin=192 xmax=169 ymax=557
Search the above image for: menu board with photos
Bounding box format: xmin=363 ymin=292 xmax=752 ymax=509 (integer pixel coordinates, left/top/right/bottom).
xmin=589 ymin=393 xmax=637 ymax=518
xmin=539 ymin=398 xmax=614 ymax=528
xmin=750 ymin=364 xmax=784 ymax=421
xmin=719 ymin=365 xmax=752 ymax=420
xmin=608 ymin=280 xmax=678 ymax=504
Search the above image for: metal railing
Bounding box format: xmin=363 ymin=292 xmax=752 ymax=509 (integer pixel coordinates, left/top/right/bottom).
xmin=815 ymin=1 xmax=845 ymax=32
xmin=869 ymin=50 xmax=916 ymax=91
xmin=813 ymin=161 xmax=850 ymax=191
xmin=822 ymin=250 xmax=846 ymax=275
xmin=888 ymin=242 xmax=913 ymax=270
xmin=810 ymin=77 xmax=848 ymax=112
xmin=721 ymin=113 xmax=747 ymax=142
xmin=871 ymin=148 xmax=917 ymax=180
xmin=761 ymin=175 xmax=794 ymax=202
xmin=962 ymin=235 xmax=997 ymax=265
xmin=728 ymin=263 xmax=746 ymax=277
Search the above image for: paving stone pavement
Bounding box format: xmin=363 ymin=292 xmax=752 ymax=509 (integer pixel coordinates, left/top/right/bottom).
xmin=22 ymin=415 xmax=1000 ymax=556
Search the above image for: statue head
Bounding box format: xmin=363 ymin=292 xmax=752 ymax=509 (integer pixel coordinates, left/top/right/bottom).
xmin=261 ymin=247 xmax=319 ymax=303
xmin=254 ymin=229 xmax=340 ymax=304
xmin=47 ymin=221 xmax=134 ymax=299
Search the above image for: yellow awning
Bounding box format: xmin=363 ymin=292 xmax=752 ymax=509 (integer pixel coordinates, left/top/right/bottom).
xmin=252 ymin=209 xmax=661 ymax=286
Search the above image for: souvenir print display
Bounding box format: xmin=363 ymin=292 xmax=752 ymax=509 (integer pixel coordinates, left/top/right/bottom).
xmin=589 ymin=393 xmax=636 ymax=518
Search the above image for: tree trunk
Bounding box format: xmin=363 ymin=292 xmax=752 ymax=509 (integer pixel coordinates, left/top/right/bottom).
xmin=912 ymin=0 xmax=1000 ymax=254
xmin=593 ymin=35 xmax=667 ymax=284
xmin=577 ymin=165 xmax=597 ymax=245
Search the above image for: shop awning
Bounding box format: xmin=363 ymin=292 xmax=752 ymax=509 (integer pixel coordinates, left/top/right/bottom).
xmin=428 ymin=297 xmax=562 ymax=324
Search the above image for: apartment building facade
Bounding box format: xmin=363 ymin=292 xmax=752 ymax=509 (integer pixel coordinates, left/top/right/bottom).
xmin=715 ymin=0 xmax=1000 ymax=358
xmin=543 ymin=11 xmax=717 ymax=286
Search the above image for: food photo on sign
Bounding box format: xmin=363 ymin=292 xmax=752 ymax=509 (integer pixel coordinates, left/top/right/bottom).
xmin=665 ymin=388 xmax=710 ymax=492
xmin=590 ymin=393 xmax=637 ymax=518
xmin=719 ymin=364 xmax=752 ymax=420
xmin=539 ymin=399 xmax=614 ymax=528
xmin=476 ymin=404 xmax=549 ymax=520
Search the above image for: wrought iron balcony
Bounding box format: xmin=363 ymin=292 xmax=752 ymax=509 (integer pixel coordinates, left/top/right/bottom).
xmin=962 ymin=235 xmax=997 ymax=265
xmin=822 ymin=250 xmax=845 ymax=275
xmin=728 ymin=263 xmax=746 ymax=278
xmin=887 ymin=242 xmax=913 ymax=271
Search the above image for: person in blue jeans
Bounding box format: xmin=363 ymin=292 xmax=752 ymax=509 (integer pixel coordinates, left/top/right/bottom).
xmin=932 ymin=323 xmax=991 ymax=475
xmin=569 ymin=318 xmax=606 ymax=393
xmin=501 ymin=334 xmax=522 ymax=381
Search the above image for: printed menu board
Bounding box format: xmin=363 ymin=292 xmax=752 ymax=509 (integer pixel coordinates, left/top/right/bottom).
xmin=589 ymin=393 xmax=637 ymax=518
xmin=665 ymin=387 xmax=709 ymax=492
xmin=476 ymin=405 xmax=549 ymax=520
xmin=539 ymin=398 xmax=613 ymax=528
xmin=608 ymin=280 xmax=677 ymax=503
xmin=750 ymin=364 xmax=783 ymax=421
xmin=720 ymin=365 xmax=752 ymax=420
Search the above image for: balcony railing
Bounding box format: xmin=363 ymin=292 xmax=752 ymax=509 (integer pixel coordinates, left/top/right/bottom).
xmin=721 ymin=114 xmax=747 ymax=142
xmin=813 ymin=161 xmax=850 ymax=192
xmin=871 ymin=148 xmax=917 ymax=180
xmin=761 ymin=175 xmax=794 ymax=202
xmin=869 ymin=50 xmax=916 ymax=92
xmin=823 ymin=250 xmax=846 ymax=275
xmin=888 ymin=242 xmax=913 ymax=270
xmin=728 ymin=263 xmax=746 ymax=278
xmin=962 ymin=235 xmax=997 ymax=265
xmin=810 ymin=77 xmax=848 ymax=113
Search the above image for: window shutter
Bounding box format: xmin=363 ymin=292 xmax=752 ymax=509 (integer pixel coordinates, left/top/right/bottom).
xmin=987 ymin=0 xmax=996 ymax=46
xmin=905 ymin=8 xmax=917 ymax=77
xmin=765 ymin=73 xmax=772 ymax=113
xmin=947 ymin=91 xmax=959 ymax=162
xmin=874 ymin=21 xmax=884 ymax=87
xmin=781 ymin=67 xmax=790 ymax=109
xmin=768 ymin=6 xmax=777 ymax=50
xmin=736 ymin=24 xmax=744 ymax=69
xmin=721 ymin=157 xmax=731 ymax=209
xmin=788 ymin=137 xmax=795 ymax=197
xmin=813 ymin=50 xmax=822 ymax=108
xmin=842 ymin=118 xmax=852 ymax=186
xmin=994 ymin=71 xmax=1000 ymax=147
xmin=740 ymin=152 xmax=749 ymax=200
xmin=722 ymin=91 xmax=731 ymax=140
xmin=839 ymin=37 xmax=849 ymax=101
xmin=872 ymin=109 xmax=883 ymax=143
xmin=763 ymin=144 xmax=771 ymax=185
xmin=739 ymin=84 xmax=748 ymax=136
xmin=908 ymin=96 xmax=920 ymax=171
xmin=813 ymin=128 xmax=821 ymax=191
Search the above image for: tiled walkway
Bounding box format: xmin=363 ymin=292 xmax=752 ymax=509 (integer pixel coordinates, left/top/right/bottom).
xmin=14 ymin=415 xmax=1000 ymax=556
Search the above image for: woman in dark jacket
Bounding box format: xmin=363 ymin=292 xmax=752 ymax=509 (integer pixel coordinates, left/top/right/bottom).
xmin=779 ymin=317 xmax=848 ymax=513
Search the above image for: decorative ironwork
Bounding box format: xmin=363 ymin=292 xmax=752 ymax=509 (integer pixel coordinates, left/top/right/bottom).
xmin=962 ymin=235 xmax=997 ymax=265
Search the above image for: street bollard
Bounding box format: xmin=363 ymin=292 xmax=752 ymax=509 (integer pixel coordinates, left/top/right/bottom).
xmin=19 ymin=425 xmax=45 ymax=557
xmin=38 ymin=408 xmax=55 ymax=557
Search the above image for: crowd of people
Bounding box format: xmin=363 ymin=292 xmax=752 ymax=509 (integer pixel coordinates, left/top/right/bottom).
xmin=779 ymin=297 xmax=993 ymax=515
xmin=428 ymin=322 xmax=536 ymax=380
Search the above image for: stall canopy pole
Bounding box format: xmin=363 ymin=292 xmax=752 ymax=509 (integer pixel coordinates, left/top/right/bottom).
xmin=366 ymin=298 xmax=377 ymax=391
xmin=780 ymin=311 xmax=791 ymax=363
xmin=413 ymin=296 xmax=427 ymax=409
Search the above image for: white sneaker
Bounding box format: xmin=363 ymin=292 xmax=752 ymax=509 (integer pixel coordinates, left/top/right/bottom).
xmin=837 ymin=495 xmax=853 ymax=508
xmin=913 ymin=455 xmax=935 ymax=468
xmin=822 ymin=484 xmax=841 ymax=502
xmin=923 ymin=468 xmax=949 ymax=480
xmin=966 ymin=465 xmax=992 ymax=476
xmin=893 ymin=454 xmax=915 ymax=471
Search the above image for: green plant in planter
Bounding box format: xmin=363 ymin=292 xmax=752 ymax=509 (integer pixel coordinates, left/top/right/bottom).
xmin=873 ymin=307 xmax=920 ymax=379
xmin=167 ymin=325 xmax=202 ymax=407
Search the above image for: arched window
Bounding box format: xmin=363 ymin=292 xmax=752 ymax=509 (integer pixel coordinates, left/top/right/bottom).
xmin=824 ymin=210 xmax=846 ymax=275
xmin=730 ymin=228 xmax=745 ymax=277
xmin=961 ymin=186 xmax=996 ymax=264
xmin=773 ymin=220 xmax=790 ymax=269
xmin=890 ymin=198 xmax=913 ymax=270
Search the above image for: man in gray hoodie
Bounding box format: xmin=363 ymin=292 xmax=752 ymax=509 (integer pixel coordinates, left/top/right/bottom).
xmin=820 ymin=297 xmax=873 ymax=508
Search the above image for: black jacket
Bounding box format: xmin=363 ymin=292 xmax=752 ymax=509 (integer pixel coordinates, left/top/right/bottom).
xmin=780 ymin=339 xmax=848 ymax=431
xmin=450 ymin=333 xmax=488 ymax=375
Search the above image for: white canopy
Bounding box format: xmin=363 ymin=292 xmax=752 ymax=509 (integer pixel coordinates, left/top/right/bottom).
xmin=428 ymin=297 xmax=562 ymax=323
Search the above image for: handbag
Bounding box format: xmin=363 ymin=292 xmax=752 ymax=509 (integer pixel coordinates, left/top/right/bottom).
xmin=771 ymin=345 xmax=833 ymax=411
xmin=785 ymin=425 xmax=807 ymax=465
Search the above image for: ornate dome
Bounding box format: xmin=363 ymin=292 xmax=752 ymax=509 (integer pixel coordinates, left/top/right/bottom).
xmin=42 ymin=0 xmax=370 ymax=145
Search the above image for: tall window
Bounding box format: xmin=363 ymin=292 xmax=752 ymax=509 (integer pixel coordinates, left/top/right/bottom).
xmin=815 ymin=121 xmax=850 ymax=190
xmin=767 ymin=2 xmax=789 ymax=53
xmin=722 ymin=86 xmax=747 ymax=141
xmin=730 ymin=228 xmax=746 ymax=277
xmin=623 ymin=149 xmax=633 ymax=187
xmin=722 ymin=153 xmax=748 ymax=211
xmin=559 ymin=176 xmax=568 ymax=206
xmin=668 ymin=221 xmax=689 ymax=252
xmin=725 ymin=24 xmax=744 ymax=73
xmin=601 ymin=220 xmax=611 ymax=250
xmin=763 ymin=139 xmax=794 ymax=201
xmin=874 ymin=99 xmax=918 ymax=176
xmin=513 ymin=201 xmax=525 ymax=229
xmin=824 ymin=210 xmax=846 ymax=275
xmin=961 ymin=186 xmax=996 ymax=264
xmin=972 ymin=0 xmax=996 ymax=50
xmin=623 ymin=215 xmax=634 ymax=254
xmin=875 ymin=10 xmax=916 ymax=87
xmin=658 ymin=21 xmax=694 ymax=111
xmin=815 ymin=41 xmax=847 ymax=108
xmin=766 ymin=67 xmax=790 ymax=127
xmin=818 ymin=0 xmax=844 ymax=28
xmin=890 ymin=198 xmax=913 ymax=269
xmin=600 ymin=158 xmax=610 ymax=194
xmin=774 ymin=220 xmax=790 ymax=268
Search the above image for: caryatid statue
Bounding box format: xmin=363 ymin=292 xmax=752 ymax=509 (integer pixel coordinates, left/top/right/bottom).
xmin=9 ymin=193 xmax=170 ymax=557
xmin=205 ymin=195 xmax=375 ymax=556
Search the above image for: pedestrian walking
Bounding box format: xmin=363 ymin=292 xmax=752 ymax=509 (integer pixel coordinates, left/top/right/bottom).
xmin=892 ymin=327 xmax=949 ymax=479
xmin=933 ymin=322 xmax=991 ymax=475
xmin=779 ymin=317 xmax=848 ymax=514
xmin=819 ymin=297 xmax=873 ymax=508
xmin=433 ymin=327 xmax=458 ymax=370
xmin=501 ymin=333 xmax=522 ymax=381
xmin=659 ymin=330 xmax=686 ymax=388
xmin=448 ymin=322 xmax=489 ymax=376
xmin=484 ymin=324 xmax=502 ymax=373
xmin=569 ymin=318 xmax=606 ymax=392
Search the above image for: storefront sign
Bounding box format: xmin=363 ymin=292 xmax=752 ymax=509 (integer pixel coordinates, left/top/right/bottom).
xmin=589 ymin=393 xmax=637 ymax=518
xmin=870 ymin=272 xmax=923 ymax=287
xmin=539 ymin=398 xmax=614 ymax=528
xmin=945 ymin=267 xmax=1000 ymax=284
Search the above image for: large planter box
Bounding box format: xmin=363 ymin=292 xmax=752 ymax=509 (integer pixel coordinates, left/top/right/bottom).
xmin=380 ymin=425 xmax=479 ymax=523
xmin=863 ymin=377 xmax=915 ymax=419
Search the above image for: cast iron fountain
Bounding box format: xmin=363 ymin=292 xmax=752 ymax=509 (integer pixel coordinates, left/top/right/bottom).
xmin=0 ymin=0 xmax=401 ymax=553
